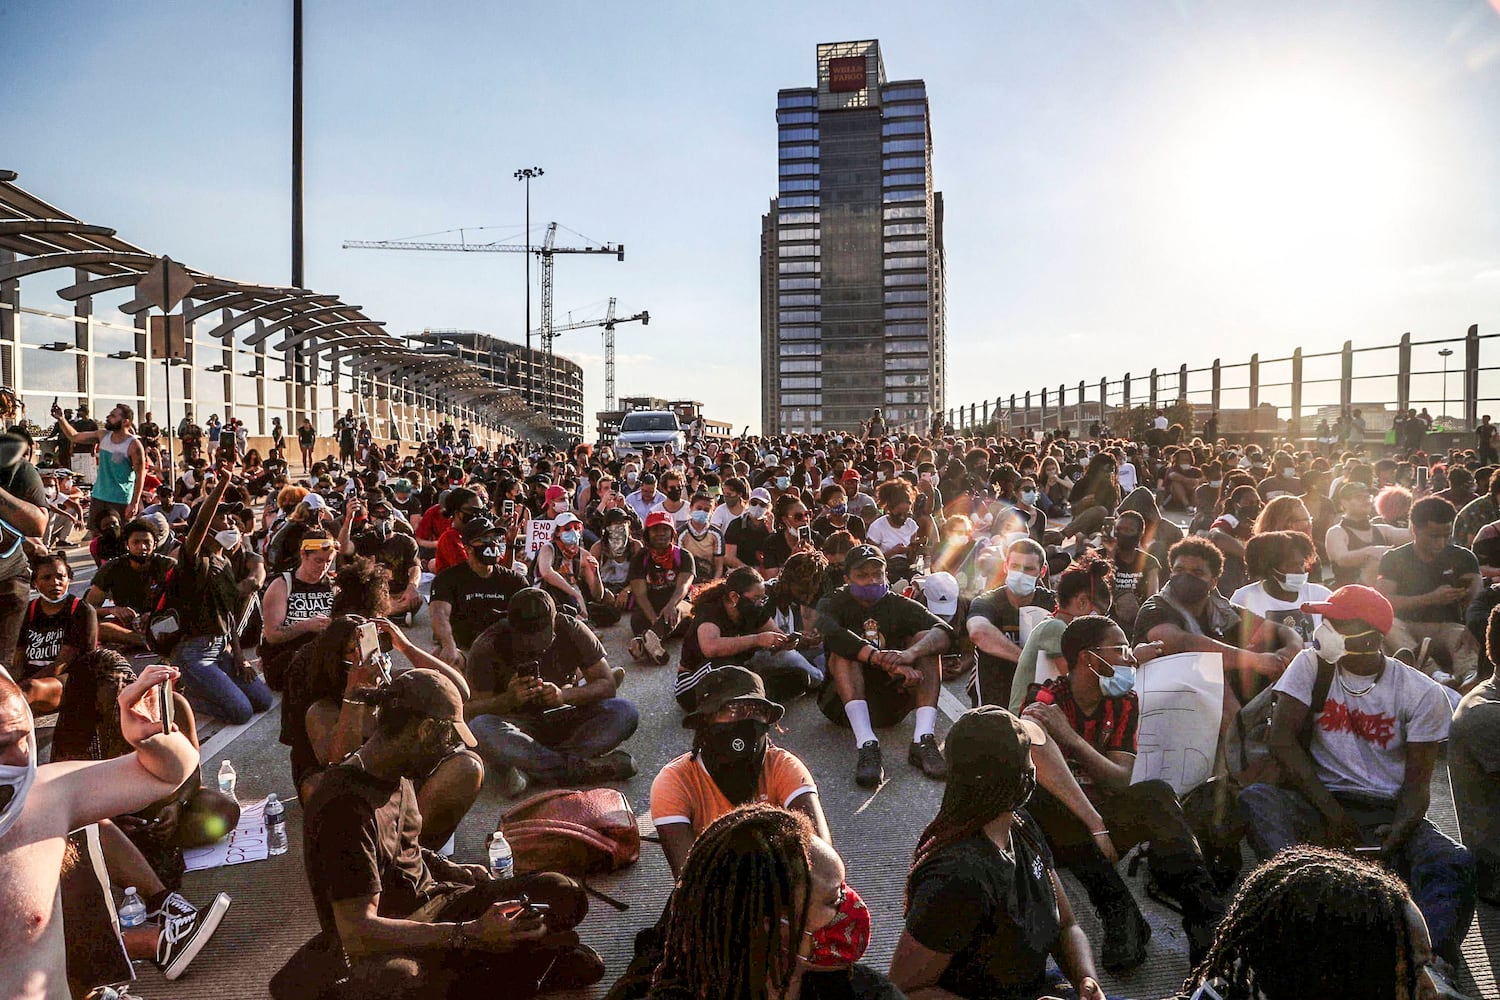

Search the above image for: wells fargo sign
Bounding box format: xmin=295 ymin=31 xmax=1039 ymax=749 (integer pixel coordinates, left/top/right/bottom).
xmin=828 ymin=56 xmax=866 ymax=93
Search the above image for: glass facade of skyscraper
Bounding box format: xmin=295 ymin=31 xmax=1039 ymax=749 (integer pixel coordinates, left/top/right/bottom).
xmin=762 ymin=40 xmax=946 ymax=434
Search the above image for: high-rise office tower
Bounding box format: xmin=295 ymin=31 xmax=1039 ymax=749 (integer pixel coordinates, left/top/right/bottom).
xmin=761 ymin=40 xmax=946 ymax=435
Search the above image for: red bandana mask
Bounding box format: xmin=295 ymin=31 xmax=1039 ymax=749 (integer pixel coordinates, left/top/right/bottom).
xmin=805 ymin=882 xmax=870 ymax=968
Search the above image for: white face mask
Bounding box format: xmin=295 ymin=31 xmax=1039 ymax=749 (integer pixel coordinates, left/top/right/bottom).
xmin=1280 ymin=572 xmax=1309 ymax=591
xmin=214 ymin=528 xmax=241 ymax=551
xmin=1006 ymin=568 xmax=1039 ymax=597
xmin=0 ymin=721 xmax=37 ymax=842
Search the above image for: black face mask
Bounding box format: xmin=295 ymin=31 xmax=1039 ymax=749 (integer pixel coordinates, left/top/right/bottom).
xmin=665 ymin=487 xmax=683 ymax=501
xmin=697 ymin=719 xmax=770 ymax=806
xmin=1168 ymin=572 xmax=1212 ymax=605
xmin=1114 ymin=532 xmax=1139 ymax=551
xmin=473 ymin=543 xmax=502 ymax=566
xmin=736 ymin=595 xmax=773 ymax=629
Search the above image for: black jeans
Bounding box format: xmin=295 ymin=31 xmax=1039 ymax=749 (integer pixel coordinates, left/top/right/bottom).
xmin=1027 ymin=779 xmax=1221 ymax=924
xmin=339 ymin=872 xmax=589 ymax=1000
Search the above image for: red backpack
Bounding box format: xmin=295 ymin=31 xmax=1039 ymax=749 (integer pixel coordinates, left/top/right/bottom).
xmin=500 ymin=787 xmax=640 ymax=876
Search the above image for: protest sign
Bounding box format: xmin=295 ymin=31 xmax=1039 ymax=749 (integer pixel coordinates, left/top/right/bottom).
xmin=1130 ymin=651 xmax=1224 ymax=797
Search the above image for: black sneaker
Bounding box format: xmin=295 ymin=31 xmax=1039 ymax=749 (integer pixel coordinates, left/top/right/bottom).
xmin=854 ymin=740 xmax=884 ymax=789
xmin=908 ymin=734 xmax=948 ymax=780
xmin=148 ymin=890 xmax=197 ymax=927
xmin=537 ymin=943 xmax=607 ymax=991
xmin=156 ymin=892 xmax=231 ymax=980
xmin=1099 ymin=903 xmax=1151 ymax=972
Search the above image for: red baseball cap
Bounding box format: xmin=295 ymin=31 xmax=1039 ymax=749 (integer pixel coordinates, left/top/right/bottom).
xmin=644 ymin=511 xmax=674 ymax=531
xmin=1301 ymin=584 xmax=1393 ymax=635
xmin=841 ymin=469 xmax=862 ymax=483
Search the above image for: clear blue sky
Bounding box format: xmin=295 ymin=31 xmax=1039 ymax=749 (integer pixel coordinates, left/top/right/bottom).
xmin=4 ymin=1 xmax=1499 ymax=431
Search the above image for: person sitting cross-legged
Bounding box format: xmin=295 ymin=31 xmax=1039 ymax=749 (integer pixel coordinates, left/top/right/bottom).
xmin=297 ymin=668 xmax=603 ymax=1000
xmin=627 ymin=511 xmax=696 ymax=665
xmin=675 ymin=566 xmax=823 ymax=710
xmin=816 ymin=544 xmax=952 ymax=788
xmin=465 ymin=587 xmax=638 ymax=795
xmin=1021 ymin=615 xmax=1226 ymax=971
xmin=1237 ymin=584 xmax=1477 ymax=975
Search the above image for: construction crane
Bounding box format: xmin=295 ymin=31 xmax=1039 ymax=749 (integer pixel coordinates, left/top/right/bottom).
xmin=344 ymin=222 xmax=624 ymax=414
xmin=539 ymin=297 xmax=649 ymax=412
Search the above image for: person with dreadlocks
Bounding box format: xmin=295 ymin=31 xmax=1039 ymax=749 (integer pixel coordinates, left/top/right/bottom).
xmin=1021 ymin=614 xmax=1225 ymax=970
xmin=889 ymin=705 xmax=1108 ymax=1000
xmin=647 ymin=804 xmax=894 ymax=1000
xmin=1174 ymin=845 xmax=1456 ymax=1000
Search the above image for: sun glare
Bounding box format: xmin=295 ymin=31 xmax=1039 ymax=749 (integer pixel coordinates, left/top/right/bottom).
xmin=1159 ymin=74 xmax=1417 ymax=277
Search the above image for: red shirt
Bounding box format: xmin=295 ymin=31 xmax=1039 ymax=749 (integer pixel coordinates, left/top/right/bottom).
xmin=416 ymin=505 xmax=451 ymax=544
xmin=433 ymin=528 xmax=466 ymax=574
xmin=1025 ymin=676 xmax=1138 ymax=801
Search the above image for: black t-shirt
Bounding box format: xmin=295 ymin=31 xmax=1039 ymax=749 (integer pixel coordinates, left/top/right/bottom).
xmin=303 ymin=764 xmax=444 ymax=934
xmin=811 ymin=513 xmax=865 ymax=544
xmin=92 ymin=553 xmax=176 ymax=615
xmin=16 ymin=597 xmax=96 ymax=679
xmin=680 ymin=601 xmax=755 ymax=673
xmin=816 ymin=588 xmax=953 ymax=660
xmin=968 ymin=586 xmax=1057 ymax=668
xmin=467 ymin=613 xmax=607 ymax=711
xmin=759 ymin=531 xmax=798 ymax=572
xmin=628 ymin=546 xmax=697 ymax=606
xmin=904 ymin=817 xmax=1060 ymax=1000
xmin=430 ymin=562 xmax=526 ymax=649
xmin=1379 ymin=542 xmax=1480 ymax=624
xmin=173 ymin=551 xmax=240 ymax=638
xmin=1133 ymin=593 xmax=1244 ymax=646
xmin=724 ymin=515 xmax=770 ymax=568
xmin=355 ymin=529 xmax=420 ymax=589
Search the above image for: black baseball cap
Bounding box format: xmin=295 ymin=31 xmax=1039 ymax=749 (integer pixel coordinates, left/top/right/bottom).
xmin=460 ymin=514 xmax=500 ymax=542
xmin=944 ymin=705 xmax=1045 ymax=789
xmin=844 ymin=544 xmax=886 ymax=573
xmin=508 ymin=587 xmax=556 ymax=652
xmin=382 ymin=669 xmax=477 ymax=747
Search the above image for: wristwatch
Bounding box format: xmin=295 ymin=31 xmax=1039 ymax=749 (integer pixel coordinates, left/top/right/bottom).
xmin=448 ymin=920 xmax=475 ymax=951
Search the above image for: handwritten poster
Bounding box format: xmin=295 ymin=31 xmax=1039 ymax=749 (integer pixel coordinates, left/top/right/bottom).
xmin=525 ymin=518 xmax=557 ymax=559
xmin=1130 ymin=651 xmax=1224 ymax=797
xmin=184 ymin=796 xmax=269 ymax=872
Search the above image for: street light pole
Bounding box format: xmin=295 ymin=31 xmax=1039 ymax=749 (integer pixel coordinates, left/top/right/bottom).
xmin=513 ymin=166 xmax=543 ymax=406
xmin=1439 ymin=348 xmax=1454 ymax=430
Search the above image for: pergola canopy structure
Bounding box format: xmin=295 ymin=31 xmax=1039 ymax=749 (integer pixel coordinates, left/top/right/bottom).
xmin=0 ymin=169 xmax=571 ymax=447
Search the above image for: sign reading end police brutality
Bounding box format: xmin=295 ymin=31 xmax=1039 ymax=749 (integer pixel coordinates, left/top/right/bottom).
xmin=526 ymin=519 xmax=557 ymax=559
xmin=1130 ymin=652 xmax=1225 ymax=797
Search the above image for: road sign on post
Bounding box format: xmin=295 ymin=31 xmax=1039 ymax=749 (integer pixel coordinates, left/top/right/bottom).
xmin=138 ymin=256 xmax=195 ymax=479
xmin=139 ymin=256 xmax=195 ymax=313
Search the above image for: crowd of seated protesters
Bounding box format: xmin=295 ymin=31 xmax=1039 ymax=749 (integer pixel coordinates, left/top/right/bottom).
xmin=9 ymin=404 xmax=1498 ymax=1000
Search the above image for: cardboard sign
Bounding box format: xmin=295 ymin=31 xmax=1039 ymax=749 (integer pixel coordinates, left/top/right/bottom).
xmin=525 ymin=518 xmax=557 ymax=559
xmin=1130 ymin=651 xmax=1225 ymax=797
xmin=184 ymin=796 xmax=268 ymax=872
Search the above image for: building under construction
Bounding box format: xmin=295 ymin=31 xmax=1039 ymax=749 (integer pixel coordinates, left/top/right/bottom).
xmin=411 ymin=329 xmax=585 ymax=439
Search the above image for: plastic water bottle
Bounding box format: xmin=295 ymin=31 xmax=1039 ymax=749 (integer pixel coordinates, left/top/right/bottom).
xmin=217 ymin=760 xmax=237 ymax=800
xmin=118 ymin=887 xmax=148 ymax=929
xmin=265 ymin=794 xmax=288 ymax=856
xmin=488 ymin=830 xmax=514 ymax=879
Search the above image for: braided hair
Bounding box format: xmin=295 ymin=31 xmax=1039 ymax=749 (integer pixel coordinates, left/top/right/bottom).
xmin=1183 ymin=845 xmax=1424 ymax=1000
xmin=907 ymin=753 xmax=1033 ymax=909
xmin=654 ymin=804 xmax=815 ymax=1000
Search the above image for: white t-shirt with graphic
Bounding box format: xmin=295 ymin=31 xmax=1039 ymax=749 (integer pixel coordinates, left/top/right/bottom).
xmin=1229 ymin=580 xmax=1332 ymax=645
xmin=1274 ymin=649 xmax=1451 ymax=799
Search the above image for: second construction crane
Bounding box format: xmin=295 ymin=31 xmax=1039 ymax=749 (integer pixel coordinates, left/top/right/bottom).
xmin=344 ymin=222 xmax=623 ymax=408
xmin=545 ymin=298 xmax=649 ymax=413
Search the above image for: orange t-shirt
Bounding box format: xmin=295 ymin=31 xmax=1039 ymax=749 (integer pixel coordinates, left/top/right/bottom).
xmin=649 ymin=746 xmax=817 ymax=836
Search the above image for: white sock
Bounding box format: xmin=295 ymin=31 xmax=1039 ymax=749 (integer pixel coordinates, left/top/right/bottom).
xmin=913 ymin=706 xmax=938 ymax=742
xmin=844 ymin=700 xmax=877 ymax=746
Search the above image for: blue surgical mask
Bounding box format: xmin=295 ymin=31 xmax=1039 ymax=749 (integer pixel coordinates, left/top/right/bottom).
xmin=1006 ymin=568 xmax=1038 ymax=597
xmin=1090 ymin=653 xmax=1136 ymax=697
xmin=559 ymin=530 xmax=581 ymax=546
xmin=690 ymin=509 xmax=710 ymax=527
xmin=1020 ymin=490 xmax=1038 ymax=505
xmin=776 ymin=476 xmax=791 ymax=490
